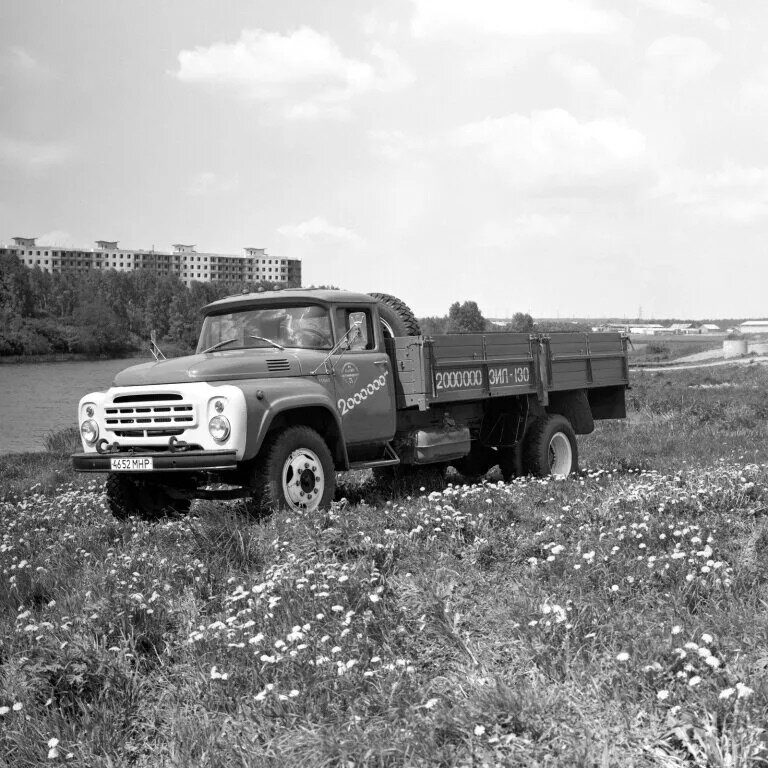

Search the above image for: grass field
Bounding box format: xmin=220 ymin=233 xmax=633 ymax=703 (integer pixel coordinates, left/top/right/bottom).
xmin=2 ymin=363 xmax=768 ymax=766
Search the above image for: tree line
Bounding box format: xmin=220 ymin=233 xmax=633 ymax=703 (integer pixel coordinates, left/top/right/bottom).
xmin=0 ymin=258 xmax=588 ymax=359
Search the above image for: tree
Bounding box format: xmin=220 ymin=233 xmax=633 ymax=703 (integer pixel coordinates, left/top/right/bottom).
xmin=509 ymin=312 xmax=535 ymax=332
xmin=446 ymin=301 xmax=486 ymax=333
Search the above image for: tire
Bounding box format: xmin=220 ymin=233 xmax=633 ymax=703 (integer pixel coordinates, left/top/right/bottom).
xmin=250 ymin=426 xmax=335 ymax=514
xmin=522 ymin=415 xmax=578 ymax=478
xmin=106 ymin=474 xmax=191 ymax=521
xmin=369 ymin=293 xmax=421 ymax=338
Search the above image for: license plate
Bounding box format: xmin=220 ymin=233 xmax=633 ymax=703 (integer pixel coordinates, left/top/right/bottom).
xmin=110 ymin=457 xmax=154 ymax=471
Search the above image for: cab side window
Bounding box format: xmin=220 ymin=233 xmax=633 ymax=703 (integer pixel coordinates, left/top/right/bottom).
xmin=336 ymin=308 xmax=375 ymax=350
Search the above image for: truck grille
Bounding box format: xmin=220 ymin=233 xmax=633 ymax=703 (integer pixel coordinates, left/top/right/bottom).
xmin=104 ymin=393 xmax=197 ymax=435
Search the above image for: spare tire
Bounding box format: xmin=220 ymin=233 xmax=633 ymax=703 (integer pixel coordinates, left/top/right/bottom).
xmin=369 ymin=293 xmax=421 ymax=338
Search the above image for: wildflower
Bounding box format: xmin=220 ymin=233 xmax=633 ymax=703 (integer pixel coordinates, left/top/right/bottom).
xmin=369 ymin=594 xmax=381 ymax=603
xmin=12 ymin=703 xmax=22 ymax=711
xmin=736 ymin=682 xmax=754 ymax=699
xmin=0 ymin=707 xmax=8 ymax=716
xmin=704 ymin=656 xmax=721 ymax=668
xmin=657 ymin=690 xmax=670 ymax=700
xmin=616 ymin=652 xmax=630 ymax=662
xmin=671 ymin=625 xmax=682 ymax=635
xmin=701 ymin=633 xmax=713 ymax=644
xmin=719 ymin=688 xmax=735 ymax=700
xmin=611 ymin=585 xmax=619 ymax=592
xmin=474 ymin=725 xmax=486 ymax=736
xmin=688 ymin=676 xmax=702 ymax=687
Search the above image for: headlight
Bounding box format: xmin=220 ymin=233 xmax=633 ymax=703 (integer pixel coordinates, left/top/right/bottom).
xmin=208 ymin=415 xmax=231 ymax=442
xmin=80 ymin=419 xmax=99 ymax=445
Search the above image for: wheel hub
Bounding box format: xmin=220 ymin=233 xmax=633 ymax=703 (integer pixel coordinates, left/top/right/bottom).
xmin=283 ymin=449 xmax=324 ymax=511
xmin=547 ymin=433 xmax=573 ymax=477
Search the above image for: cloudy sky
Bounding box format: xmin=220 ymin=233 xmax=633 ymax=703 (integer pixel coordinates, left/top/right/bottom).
xmin=2 ymin=0 xmax=767 ymax=319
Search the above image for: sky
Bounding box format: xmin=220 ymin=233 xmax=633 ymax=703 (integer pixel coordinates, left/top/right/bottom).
xmin=1 ymin=0 xmax=767 ymax=320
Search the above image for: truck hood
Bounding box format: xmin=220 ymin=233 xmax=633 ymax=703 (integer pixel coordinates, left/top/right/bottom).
xmin=113 ymin=350 xmax=310 ymax=386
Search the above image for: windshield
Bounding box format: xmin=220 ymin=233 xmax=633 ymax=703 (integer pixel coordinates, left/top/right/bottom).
xmin=197 ymin=304 xmax=333 ymax=353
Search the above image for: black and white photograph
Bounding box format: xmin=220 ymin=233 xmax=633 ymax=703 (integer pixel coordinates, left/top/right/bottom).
xmin=1 ymin=1 xmax=767 ymax=765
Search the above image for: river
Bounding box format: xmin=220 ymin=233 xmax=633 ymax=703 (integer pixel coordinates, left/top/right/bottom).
xmin=0 ymin=358 xmax=150 ymax=454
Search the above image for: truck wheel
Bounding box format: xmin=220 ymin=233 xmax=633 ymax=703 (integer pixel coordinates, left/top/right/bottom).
xmin=252 ymin=426 xmax=335 ymax=514
xmin=522 ymin=415 xmax=578 ymax=478
xmin=369 ymin=293 xmax=422 ymax=338
xmin=105 ymin=474 xmax=191 ymax=521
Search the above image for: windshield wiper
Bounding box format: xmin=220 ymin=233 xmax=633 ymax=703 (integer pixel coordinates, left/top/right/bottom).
xmin=202 ymin=337 xmax=239 ymax=354
xmin=248 ymin=334 xmax=285 ymax=351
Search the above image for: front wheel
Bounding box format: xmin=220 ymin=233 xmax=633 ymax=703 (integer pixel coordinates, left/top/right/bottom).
xmin=522 ymin=415 xmax=578 ymax=478
xmin=251 ymin=426 xmax=335 ymax=514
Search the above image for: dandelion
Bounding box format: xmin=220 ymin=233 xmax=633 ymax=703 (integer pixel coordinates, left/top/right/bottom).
xmin=12 ymin=702 xmax=22 ymax=711
xmin=369 ymin=594 xmax=381 ymax=603
xmin=719 ymin=688 xmax=735 ymax=700
xmin=610 ymin=585 xmax=619 ymax=592
xmin=616 ymin=652 xmax=630 ymax=662
xmin=671 ymin=625 xmax=682 ymax=635
xmin=736 ymin=682 xmax=754 ymax=699
xmin=688 ymin=676 xmax=702 ymax=687
xmin=474 ymin=725 xmax=486 ymax=736
xmin=0 ymin=707 xmax=8 ymax=716
xmin=701 ymin=633 xmax=713 ymax=644
xmin=657 ymin=690 xmax=670 ymax=700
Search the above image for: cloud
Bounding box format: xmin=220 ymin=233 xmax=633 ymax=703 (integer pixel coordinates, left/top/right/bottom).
xmin=549 ymin=54 xmax=626 ymax=110
xmin=654 ymin=164 xmax=768 ymax=222
xmin=175 ymin=27 xmax=412 ymax=119
xmin=636 ymin=0 xmax=729 ymax=30
xmin=186 ymin=172 xmax=239 ymax=196
xmin=369 ymin=129 xmax=425 ymax=162
xmin=277 ymin=216 xmax=364 ymax=245
xmin=477 ymin=213 xmax=571 ymax=248
xmin=410 ymin=0 xmax=627 ymax=41
xmin=8 ymin=46 xmax=49 ymax=77
xmin=741 ymin=68 xmax=768 ymax=104
xmin=450 ymin=109 xmax=648 ymax=191
xmin=645 ymin=36 xmax=720 ymax=87
xmin=37 ymin=230 xmax=76 ymax=247
xmin=0 ymin=134 xmax=73 ymax=171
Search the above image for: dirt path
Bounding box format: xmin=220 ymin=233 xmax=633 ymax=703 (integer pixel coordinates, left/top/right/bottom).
xmin=631 ymin=356 xmax=768 ymax=372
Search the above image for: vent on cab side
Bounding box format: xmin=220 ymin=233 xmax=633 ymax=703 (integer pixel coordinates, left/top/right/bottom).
xmin=266 ymin=359 xmax=291 ymax=372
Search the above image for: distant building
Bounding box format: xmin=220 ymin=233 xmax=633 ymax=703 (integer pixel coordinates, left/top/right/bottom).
xmin=1 ymin=237 xmax=302 ymax=287
xmin=699 ymin=324 xmax=721 ymax=333
xmin=629 ymin=324 xmax=667 ymax=335
xmin=739 ymin=320 xmax=768 ymax=335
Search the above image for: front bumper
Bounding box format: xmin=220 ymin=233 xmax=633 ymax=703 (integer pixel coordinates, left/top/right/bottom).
xmin=72 ymin=450 xmax=239 ymax=473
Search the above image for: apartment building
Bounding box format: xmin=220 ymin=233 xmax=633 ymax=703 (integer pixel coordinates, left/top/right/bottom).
xmin=1 ymin=237 xmax=302 ymax=287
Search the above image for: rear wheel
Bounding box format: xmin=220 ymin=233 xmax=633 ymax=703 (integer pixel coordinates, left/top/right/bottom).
xmin=522 ymin=415 xmax=578 ymax=478
xmin=106 ymin=474 xmax=191 ymax=521
xmin=250 ymin=426 xmax=335 ymax=514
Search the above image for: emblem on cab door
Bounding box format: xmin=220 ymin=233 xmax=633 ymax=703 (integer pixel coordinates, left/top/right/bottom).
xmin=341 ymin=362 xmax=359 ymax=387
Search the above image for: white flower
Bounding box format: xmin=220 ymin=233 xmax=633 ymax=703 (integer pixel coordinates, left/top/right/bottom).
xmin=688 ymin=676 xmax=702 ymax=687
xmin=474 ymin=725 xmax=486 ymax=736
xmin=616 ymin=652 xmax=630 ymax=662
xmin=48 ymin=747 xmax=59 ymax=760
xmin=0 ymin=707 xmax=9 ymax=715
xmin=369 ymin=594 xmax=381 ymax=603
xmin=12 ymin=703 xmax=22 ymax=711
xmin=704 ymin=656 xmax=721 ymax=668
xmin=701 ymin=633 xmax=713 ymax=644
xmin=736 ymin=682 xmax=754 ymax=699
xmin=719 ymin=688 xmax=735 ymax=700
xmin=656 ymin=690 xmax=670 ymax=700
xmin=671 ymin=625 xmax=682 ymax=635
xmin=48 ymin=739 xmax=59 ymax=748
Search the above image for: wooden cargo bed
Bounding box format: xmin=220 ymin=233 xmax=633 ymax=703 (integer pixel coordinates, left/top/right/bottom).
xmin=388 ymin=332 xmax=629 ymax=410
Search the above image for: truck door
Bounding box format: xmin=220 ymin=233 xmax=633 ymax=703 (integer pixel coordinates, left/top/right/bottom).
xmin=332 ymin=307 xmax=396 ymax=446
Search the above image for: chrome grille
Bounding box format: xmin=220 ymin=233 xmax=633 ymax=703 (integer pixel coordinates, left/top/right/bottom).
xmin=104 ymin=395 xmax=197 ymax=434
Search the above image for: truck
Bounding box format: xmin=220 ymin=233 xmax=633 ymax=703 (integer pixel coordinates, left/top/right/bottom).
xmin=71 ymin=290 xmax=630 ymax=519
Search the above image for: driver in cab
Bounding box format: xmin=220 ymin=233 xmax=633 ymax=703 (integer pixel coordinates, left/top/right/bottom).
xmin=281 ymin=306 xmax=333 ymax=349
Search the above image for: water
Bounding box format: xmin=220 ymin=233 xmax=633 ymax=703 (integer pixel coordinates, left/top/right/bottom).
xmin=0 ymin=358 xmax=149 ymax=454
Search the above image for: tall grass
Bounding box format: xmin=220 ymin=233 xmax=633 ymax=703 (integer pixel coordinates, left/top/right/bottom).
xmin=1 ymin=363 xmax=768 ymax=765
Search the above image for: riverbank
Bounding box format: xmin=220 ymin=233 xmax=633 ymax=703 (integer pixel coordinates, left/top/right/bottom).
xmin=0 ymin=352 xmax=151 ymax=365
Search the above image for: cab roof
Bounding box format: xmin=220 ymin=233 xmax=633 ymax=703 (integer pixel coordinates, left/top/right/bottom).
xmin=202 ymin=288 xmax=376 ymax=315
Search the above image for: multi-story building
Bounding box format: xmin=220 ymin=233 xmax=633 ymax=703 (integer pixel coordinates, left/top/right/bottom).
xmin=1 ymin=237 xmax=302 ymax=287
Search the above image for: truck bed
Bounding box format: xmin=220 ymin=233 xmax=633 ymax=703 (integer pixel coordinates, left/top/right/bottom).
xmin=389 ymin=332 xmax=629 ymax=410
